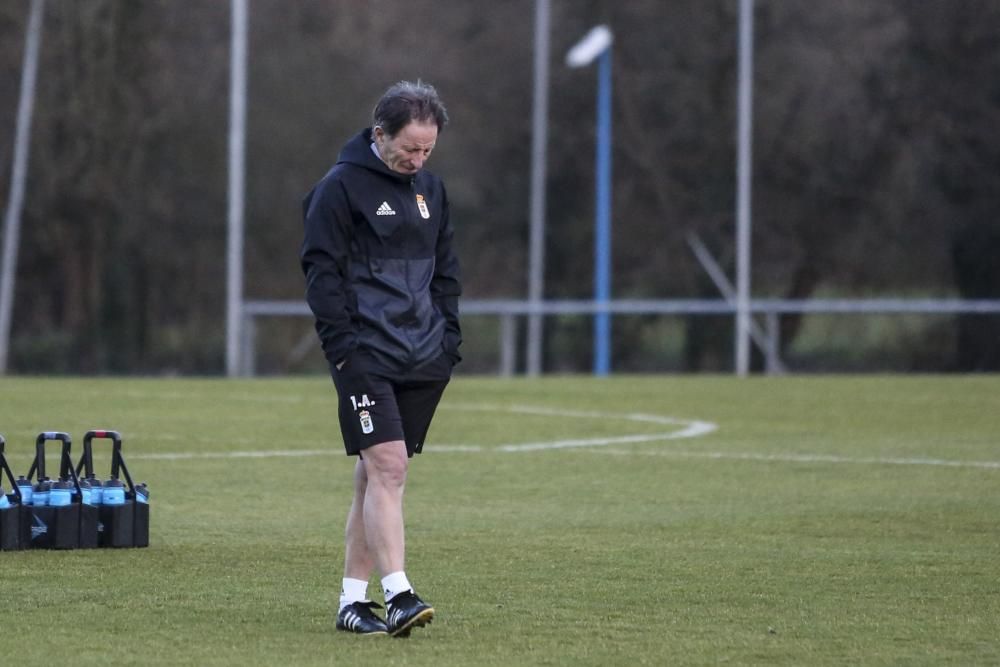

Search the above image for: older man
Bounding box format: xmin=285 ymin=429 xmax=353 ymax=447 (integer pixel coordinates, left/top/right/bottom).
xmin=301 ymin=81 xmax=461 ymax=638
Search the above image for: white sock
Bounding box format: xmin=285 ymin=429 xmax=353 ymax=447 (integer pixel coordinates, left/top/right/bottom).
xmin=381 ymin=571 xmax=413 ymax=602
xmin=339 ymin=577 xmax=369 ymax=612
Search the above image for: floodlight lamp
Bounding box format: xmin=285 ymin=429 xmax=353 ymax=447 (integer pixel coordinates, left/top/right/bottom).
xmin=566 ymin=25 xmax=613 ymax=68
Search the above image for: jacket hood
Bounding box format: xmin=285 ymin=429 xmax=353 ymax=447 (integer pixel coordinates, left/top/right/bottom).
xmin=337 ymin=128 xmax=413 ymax=183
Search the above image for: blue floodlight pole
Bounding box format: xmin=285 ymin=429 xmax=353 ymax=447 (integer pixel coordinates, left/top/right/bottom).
xmin=567 ymin=25 xmax=614 ymax=376
xmin=593 ymin=48 xmax=612 ymax=376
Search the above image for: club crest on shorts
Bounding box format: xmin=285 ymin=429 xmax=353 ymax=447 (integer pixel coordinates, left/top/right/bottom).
xmin=415 ymin=193 xmax=430 ymax=220
xmin=358 ymin=409 xmax=374 ymax=435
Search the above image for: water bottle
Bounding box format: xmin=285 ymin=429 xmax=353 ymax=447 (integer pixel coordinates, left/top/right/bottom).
xmin=49 ymin=479 xmax=73 ymax=507
xmin=33 ymin=478 xmax=51 ymax=506
xmin=86 ymin=475 xmax=103 ymax=505
xmin=103 ymin=478 xmax=126 ymax=505
xmin=75 ymin=476 xmax=99 ymax=549
xmin=30 ymin=477 xmax=54 ymax=548
xmin=15 ymin=475 xmax=32 ymax=505
xmin=98 ymin=477 xmax=132 ymax=547
xmin=0 ymin=485 xmax=17 ymax=550
xmin=133 ymin=482 xmax=150 ymax=547
xmin=78 ymin=478 xmax=92 ymax=505
xmin=48 ymin=478 xmax=81 ymax=549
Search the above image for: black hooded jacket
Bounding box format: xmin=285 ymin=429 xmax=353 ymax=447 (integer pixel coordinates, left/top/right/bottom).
xmin=301 ymin=128 xmax=462 ymax=373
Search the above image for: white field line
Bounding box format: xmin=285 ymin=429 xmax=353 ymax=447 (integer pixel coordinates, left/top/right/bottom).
xmin=131 ymin=449 xmax=333 ymax=461
xmin=126 ymin=443 xmax=1000 ymax=470
xmin=593 ymin=448 xmax=1000 ymax=470
xmin=118 ymin=403 xmax=1000 ymax=470
xmin=447 ymin=403 xmax=717 ymax=450
xmin=125 ymin=444 xmax=1000 ymax=470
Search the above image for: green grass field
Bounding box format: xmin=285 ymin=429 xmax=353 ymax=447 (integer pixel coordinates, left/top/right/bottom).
xmin=2 ymin=375 xmax=999 ymax=666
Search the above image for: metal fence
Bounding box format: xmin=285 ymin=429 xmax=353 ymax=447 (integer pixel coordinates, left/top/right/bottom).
xmin=240 ymin=298 xmax=1000 ymax=376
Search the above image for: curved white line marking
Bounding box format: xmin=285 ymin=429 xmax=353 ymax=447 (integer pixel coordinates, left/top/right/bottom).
xmin=442 ymin=403 xmax=717 ymax=452
xmin=126 ymin=404 xmax=716 ymax=459
xmin=119 ymin=402 xmax=1000 ymax=470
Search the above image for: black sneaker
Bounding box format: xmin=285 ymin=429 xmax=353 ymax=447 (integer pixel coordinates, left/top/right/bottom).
xmin=385 ymin=591 xmax=435 ymax=638
xmin=336 ymin=601 xmax=388 ymax=635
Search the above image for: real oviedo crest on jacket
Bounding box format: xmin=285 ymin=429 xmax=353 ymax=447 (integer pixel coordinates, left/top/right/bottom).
xmin=416 ymin=194 xmax=431 ymax=219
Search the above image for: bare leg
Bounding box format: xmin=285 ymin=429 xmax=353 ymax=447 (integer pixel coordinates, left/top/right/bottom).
xmin=359 ymin=439 xmax=409 ymax=576
xmin=343 ymin=458 xmax=375 ymax=581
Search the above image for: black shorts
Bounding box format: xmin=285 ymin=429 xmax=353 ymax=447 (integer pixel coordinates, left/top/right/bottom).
xmin=330 ymin=349 xmax=453 ymax=457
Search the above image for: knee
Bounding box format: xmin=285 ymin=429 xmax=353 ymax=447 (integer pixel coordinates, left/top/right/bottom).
xmin=364 ymin=442 xmax=409 ymax=490
xmin=376 ymin=458 xmax=408 ymax=490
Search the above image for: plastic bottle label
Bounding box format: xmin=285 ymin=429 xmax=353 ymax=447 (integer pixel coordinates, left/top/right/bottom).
xmin=49 ymin=488 xmax=72 ymax=507
xmin=103 ymin=488 xmax=126 ymax=505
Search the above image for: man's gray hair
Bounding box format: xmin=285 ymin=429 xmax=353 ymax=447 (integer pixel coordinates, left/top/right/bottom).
xmin=372 ymin=80 xmax=449 ymax=137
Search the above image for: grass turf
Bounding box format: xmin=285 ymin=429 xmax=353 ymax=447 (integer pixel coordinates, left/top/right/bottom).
xmin=1 ymin=375 xmax=998 ymax=665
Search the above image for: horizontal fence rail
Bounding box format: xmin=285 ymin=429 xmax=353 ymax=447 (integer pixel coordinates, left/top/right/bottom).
xmin=241 ymin=298 xmax=1000 ymax=376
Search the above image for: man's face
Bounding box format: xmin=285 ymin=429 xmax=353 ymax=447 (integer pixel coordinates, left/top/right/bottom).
xmin=374 ymin=120 xmax=438 ymax=175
